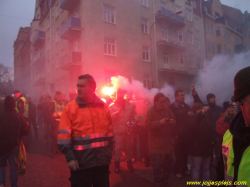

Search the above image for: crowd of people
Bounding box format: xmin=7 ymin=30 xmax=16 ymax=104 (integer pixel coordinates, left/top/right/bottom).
xmin=0 ymin=66 xmax=250 ymax=187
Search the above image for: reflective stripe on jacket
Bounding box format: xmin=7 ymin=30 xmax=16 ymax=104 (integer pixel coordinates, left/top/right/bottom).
xmin=57 ymin=99 xmax=114 ymax=170
xmin=222 ymin=130 xmax=250 ymax=186
xmin=15 ymin=97 xmax=29 ymax=118
xmin=52 ymin=100 xmax=65 ymax=121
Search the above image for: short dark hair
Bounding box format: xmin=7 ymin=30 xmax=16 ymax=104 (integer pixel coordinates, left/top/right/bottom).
xmin=4 ymin=96 xmax=15 ymax=110
xmin=175 ymin=90 xmax=183 ymax=97
xmin=154 ymin=93 xmax=165 ymax=103
xmin=78 ymin=74 xmax=96 ymax=91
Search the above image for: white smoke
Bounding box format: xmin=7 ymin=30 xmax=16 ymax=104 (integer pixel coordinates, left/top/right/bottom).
xmin=193 ymin=52 xmax=250 ymax=106
xmin=110 ymin=52 xmax=250 ymax=108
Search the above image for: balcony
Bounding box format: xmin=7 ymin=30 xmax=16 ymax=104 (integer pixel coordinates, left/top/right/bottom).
xmin=156 ymin=8 xmax=185 ymax=26
xmin=33 ymin=31 xmax=45 ymax=47
xmin=60 ymin=0 xmax=80 ymax=11
xmin=60 ymin=17 xmax=81 ymax=40
xmin=61 ymin=51 xmax=82 ymax=70
xmin=33 ymin=51 xmax=45 ymax=69
xmin=157 ymin=39 xmax=185 ymax=50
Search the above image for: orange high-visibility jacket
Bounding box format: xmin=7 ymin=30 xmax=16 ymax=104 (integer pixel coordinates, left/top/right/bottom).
xmin=57 ymin=96 xmax=114 ymax=170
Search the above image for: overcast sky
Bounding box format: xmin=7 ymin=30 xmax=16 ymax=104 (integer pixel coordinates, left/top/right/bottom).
xmin=0 ymin=0 xmax=250 ymax=68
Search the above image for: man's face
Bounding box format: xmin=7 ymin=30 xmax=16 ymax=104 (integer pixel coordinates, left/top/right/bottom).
xmin=155 ymin=96 xmax=166 ymax=110
xmin=208 ymin=97 xmax=216 ymax=104
xmin=175 ymin=92 xmax=185 ymax=103
xmin=14 ymin=92 xmax=21 ymax=99
xmin=77 ymin=79 xmax=94 ymax=99
xmin=241 ymin=94 xmax=250 ymax=127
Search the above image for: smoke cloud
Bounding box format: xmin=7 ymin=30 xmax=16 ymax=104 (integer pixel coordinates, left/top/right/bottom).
xmin=110 ymin=52 xmax=250 ymax=108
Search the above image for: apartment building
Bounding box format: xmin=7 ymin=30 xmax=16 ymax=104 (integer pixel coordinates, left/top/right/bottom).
xmin=202 ymin=0 xmax=244 ymax=60
xmin=13 ymin=27 xmax=31 ymax=93
xmin=154 ymin=0 xmax=205 ymax=89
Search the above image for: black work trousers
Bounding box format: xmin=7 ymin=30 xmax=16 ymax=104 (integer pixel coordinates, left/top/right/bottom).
xmin=70 ymin=165 xmax=110 ymax=187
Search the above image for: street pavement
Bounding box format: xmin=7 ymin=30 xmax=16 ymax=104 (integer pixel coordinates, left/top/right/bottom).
xmin=4 ymin=127 xmax=193 ymax=187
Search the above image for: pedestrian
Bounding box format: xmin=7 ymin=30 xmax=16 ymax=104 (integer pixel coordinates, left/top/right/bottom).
xmin=216 ymin=101 xmax=237 ymax=157
xmin=13 ymin=90 xmax=29 ymax=120
xmin=0 ymin=96 xmax=30 ymax=187
xmin=37 ymin=93 xmax=49 ymax=129
xmin=109 ymin=89 xmax=138 ymax=173
xmin=191 ymin=85 xmax=223 ymax=165
xmin=217 ymin=66 xmax=250 ymax=185
xmin=27 ymin=97 xmax=38 ymax=138
xmin=170 ymin=90 xmax=191 ymax=179
xmin=58 ymin=74 xmax=114 ymax=187
xmin=51 ymin=91 xmax=65 ymax=158
xmin=145 ymin=93 xmax=176 ymax=187
xmin=188 ymin=103 xmax=214 ymax=185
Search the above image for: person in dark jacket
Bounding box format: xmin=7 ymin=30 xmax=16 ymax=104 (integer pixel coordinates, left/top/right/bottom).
xmin=170 ymin=90 xmax=191 ymax=179
xmin=217 ymin=66 xmax=250 ymax=186
xmin=191 ymin=85 xmax=223 ymax=165
xmin=27 ymin=97 xmax=38 ymax=138
xmin=57 ymin=74 xmax=114 ymax=187
xmin=146 ymin=93 xmax=176 ymax=187
xmin=0 ymin=96 xmax=30 ymax=187
xmin=188 ymin=102 xmax=214 ymax=184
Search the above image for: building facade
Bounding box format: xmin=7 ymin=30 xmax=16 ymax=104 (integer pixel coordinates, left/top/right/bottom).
xmin=13 ymin=27 xmax=31 ymax=93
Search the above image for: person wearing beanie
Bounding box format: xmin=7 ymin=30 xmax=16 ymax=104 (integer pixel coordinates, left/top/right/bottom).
xmin=217 ymin=66 xmax=250 ymax=186
xmin=0 ymin=96 xmax=30 ymax=187
xmin=215 ymin=102 xmax=237 ymax=157
xmin=191 ymin=85 xmax=223 ymax=166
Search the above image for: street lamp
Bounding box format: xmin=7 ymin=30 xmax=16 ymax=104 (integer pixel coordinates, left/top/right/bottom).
xmin=150 ymin=10 xmax=183 ymax=88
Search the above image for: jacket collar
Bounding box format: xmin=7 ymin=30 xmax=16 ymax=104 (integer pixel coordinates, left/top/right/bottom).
xmin=76 ymin=94 xmax=104 ymax=108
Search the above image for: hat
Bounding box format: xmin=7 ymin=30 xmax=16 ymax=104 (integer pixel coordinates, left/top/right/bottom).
xmin=234 ymin=66 xmax=250 ymax=102
xmin=206 ymin=93 xmax=215 ymax=102
xmin=13 ymin=90 xmax=20 ymax=94
xmin=223 ymin=101 xmax=236 ymax=112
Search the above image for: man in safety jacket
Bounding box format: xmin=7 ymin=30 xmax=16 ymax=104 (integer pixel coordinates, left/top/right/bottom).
xmin=57 ymin=74 xmax=114 ymax=187
xmin=217 ymin=66 xmax=250 ymax=187
xmin=51 ymin=91 xmax=65 ymax=158
xmin=14 ymin=90 xmax=29 ymax=120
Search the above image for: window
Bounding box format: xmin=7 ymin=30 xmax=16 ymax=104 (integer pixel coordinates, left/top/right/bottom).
xmin=205 ymin=22 xmax=209 ymax=33
xmin=215 ymin=12 xmax=220 ymax=19
xmin=143 ymin=78 xmax=151 ymax=88
xmin=103 ymin=4 xmax=115 ymax=24
xmin=192 ymin=0 xmax=197 ymax=9
xmin=141 ymin=18 xmax=149 ymax=34
xmin=195 ymin=39 xmax=200 ymax=50
xmin=194 ymin=18 xmax=199 ymax=30
xmin=178 ymin=30 xmax=183 ymax=43
xmin=216 ymin=26 xmax=220 ymax=36
xmin=163 ymin=54 xmax=169 ymax=64
xmin=179 ymin=54 xmax=184 ymax=65
xmin=186 ymin=9 xmax=192 ymax=22
xmin=217 ymin=44 xmax=221 ymax=54
xmin=162 ymin=28 xmax=168 ymax=41
xmin=223 ymin=28 xmax=226 ymax=37
xmin=189 ymin=55 xmax=195 ymax=68
xmin=187 ymin=31 xmax=193 ymax=44
xmin=235 ymin=38 xmax=240 ymax=45
xmin=196 ymin=59 xmax=201 ymax=69
xmin=104 ymin=37 xmax=116 ymax=56
xmin=210 ymin=24 xmax=213 ymax=35
xmin=211 ymin=43 xmax=214 ymax=54
xmin=141 ymin=0 xmax=148 ymax=7
xmin=142 ymin=46 xmax=150 ymax=61
xmin=226 ymin=33 xmax=230 ymax=43
xmin=206 ymin=41 xmax=211 ymax=52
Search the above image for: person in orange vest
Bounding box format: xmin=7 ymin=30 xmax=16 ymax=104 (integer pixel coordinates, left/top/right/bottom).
xmin=57 ymin=74 xmax=114 ymax=187
xmin=51 ymin=91 xmax=65 ymax=158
